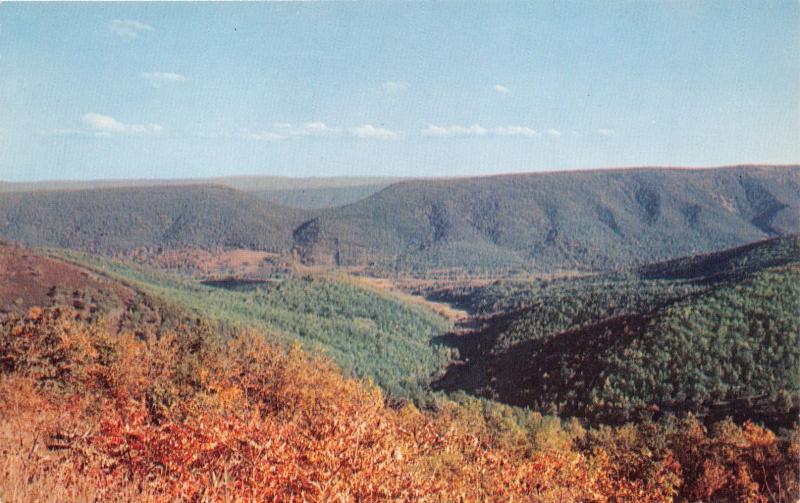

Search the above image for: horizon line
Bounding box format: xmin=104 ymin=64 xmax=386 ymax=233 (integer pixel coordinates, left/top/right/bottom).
xmin=2 ymin=163 xmax=799 ymax=186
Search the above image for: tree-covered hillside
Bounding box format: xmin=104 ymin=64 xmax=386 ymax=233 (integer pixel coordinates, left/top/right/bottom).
xmin=294 ymin=165 xmax=800 ymax=272
xmin=2 ymin=166 xmax=798 ymax=275
xmin=0 ymin=185 xmax=308 ymax=254
xmin=52 ymin=250 xmax=453 ymax=401
xmin=638 ymin=233 xmax=800 ymax=280
xmin=433 ymin=235 xmax=800 ymax=426
xmin=252 ymin=183 xmax=394 ymax=209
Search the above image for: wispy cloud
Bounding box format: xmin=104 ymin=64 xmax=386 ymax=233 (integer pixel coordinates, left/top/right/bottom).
xmin=82 ymin=113 xmax=162 ymax=136
xmin=140 ymin=72 xmax=187 ymax=87
xmin=274 ymin=122 xmax=339 ymax=137
xmin=546 ymin=128 xmax=562 ymax=138
xmin=239 ymin=122 xmax=401 ymax=141
xmin=492 ymin=125 xmax=537 ymax=137
xmin=421 ymin=124 xmax=488 ymax=138
xmin=597 ymin=128 xmax=615 ymax=137
xmin=347 ymin=124 xmax=400 ymax=140
xmin=383 ymin=81 xmax=408 ymax=93
xmin=109 ymin=19 xmax=154 ymax=39
xmin=241 ymin=130 xmax=285 ymax=142
xmin=422 ymin=124 xmax=541 ymax=138
xmin=494 ymin=84 xmax=510 ymax=94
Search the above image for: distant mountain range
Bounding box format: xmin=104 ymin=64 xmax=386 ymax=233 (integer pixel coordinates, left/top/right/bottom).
xmin=0 ymin=176 xmax=402 ymax=210
xmin=1 ymin=165 xmax=798 ymax=273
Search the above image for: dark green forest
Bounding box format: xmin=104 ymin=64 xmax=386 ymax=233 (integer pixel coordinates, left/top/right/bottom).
xmin=432 ymin=235 xmax=800 ymax=427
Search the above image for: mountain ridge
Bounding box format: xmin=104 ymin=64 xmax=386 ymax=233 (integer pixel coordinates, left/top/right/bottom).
xmin=294 ymin=165 xmax=800 ymax=272
xmin=1 ymin=165 xmax=798 ymax=274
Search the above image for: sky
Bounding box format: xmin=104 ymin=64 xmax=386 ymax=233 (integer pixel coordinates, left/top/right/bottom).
xmin=0 ymin=1 xmax=798 ymax=181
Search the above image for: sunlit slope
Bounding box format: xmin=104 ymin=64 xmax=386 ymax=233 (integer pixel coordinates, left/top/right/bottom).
xmin=53 ymin=250 xmax=452 ymax=400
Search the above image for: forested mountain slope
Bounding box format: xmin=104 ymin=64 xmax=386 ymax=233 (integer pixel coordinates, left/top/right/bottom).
xmin=51 ymin=250 xmax=453 ymax=400
xmin=638 ymin=233 xmax=800 ymax=280
xmin=252 ymin=183 xmax=394 ymax=209
xmin=432 ymin=235 xmax=800 ymax=426
xmin=2 ymin=166 xmax=798 ymax=274
xmin=293 ymin=165 xmax=800 ymax=272
xmin=0 ymin=185 xmax=308 ymax=254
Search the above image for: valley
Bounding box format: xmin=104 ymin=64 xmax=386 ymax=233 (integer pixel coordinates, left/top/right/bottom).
xmin=4 ymin=3 xmax=798 ymax=498
xmin=1 ymin=166 xmax=799 ymax=502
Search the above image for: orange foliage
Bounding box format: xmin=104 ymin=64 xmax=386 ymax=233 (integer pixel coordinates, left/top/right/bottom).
xmin=1 ymin=307 xmax=798 ymax=502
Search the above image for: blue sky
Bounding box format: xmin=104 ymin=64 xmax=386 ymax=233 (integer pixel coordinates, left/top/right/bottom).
xmin=0 ymin=1 xmax=797 ymax=181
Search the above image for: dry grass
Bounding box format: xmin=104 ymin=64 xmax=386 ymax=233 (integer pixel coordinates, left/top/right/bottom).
xmin=334 ymin=274 xmax=470 ymax=322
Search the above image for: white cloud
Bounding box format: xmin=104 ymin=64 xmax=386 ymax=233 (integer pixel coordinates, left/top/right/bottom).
xmin=422 ymin=124 xmax=542 ymax=138
xmin=383 ymin=81 xmax=408 ymax=93
xmin=242 ymin=130 xmax=284 ymax=142
xmin=303 ymin=122 xmax=335 ymax=135
xmin=82 ymin=113 xmax=162 ymax=136
xmin=109 ymin=19 xmax=154 ymax=39
xmin=140 ymin=72 xmax=187 ymax=87
xmin=492 ymin=125 xmax=537 ymax=137
xmin=597 ymin=128 xmax=615 ymax=137
xmin=201 ymin=122 xmax=402 ymax=142
xmin=273 ymin=122 xmax=401 ymax=140
xmin=347 ymin=124 xmax=400 ymax=140
xmin=494 ymin=84 xmax=510 ymax=94
xmin=546 ymin=128 xmax=562 ymax=138
xmin=421 ymin=124 xmax=489 ymax=138
xmin=274 ymin=121 xmax=340 ymax=137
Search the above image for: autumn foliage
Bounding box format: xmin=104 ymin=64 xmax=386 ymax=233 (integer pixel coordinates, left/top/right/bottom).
xmin=1 ymin=307 xmax=798 ymax=502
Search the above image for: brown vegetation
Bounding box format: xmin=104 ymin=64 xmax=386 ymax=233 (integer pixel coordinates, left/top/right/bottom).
xmin=0 ymin=243 xmax=134 ymax=317
xmin=1 ymin=307 xmax=797 ymax=502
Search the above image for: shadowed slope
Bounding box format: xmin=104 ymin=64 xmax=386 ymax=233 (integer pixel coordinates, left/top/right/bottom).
xmin=433 ymin=236 xmax=800 ymax=426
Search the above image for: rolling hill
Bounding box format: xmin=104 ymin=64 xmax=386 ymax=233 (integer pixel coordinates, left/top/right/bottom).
xmin=1 ymin=165 xmax=798 ymax=274
xmin=293 ymin=165 xmax=800 ymax=272
xmin=0 ymin=242 xmax=193 ymax=337
xmin=49 ymin=249 xmax=453 ymax=400
xmin=431 ymin=235 xmax=800 ymax=427
xmin=0 ymin=184 xmax=308 ymax=254
xmin=2 ymin=240 xmax=797 ymax=502
xmin=0 ymin=241 xmax=454 ymax=400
